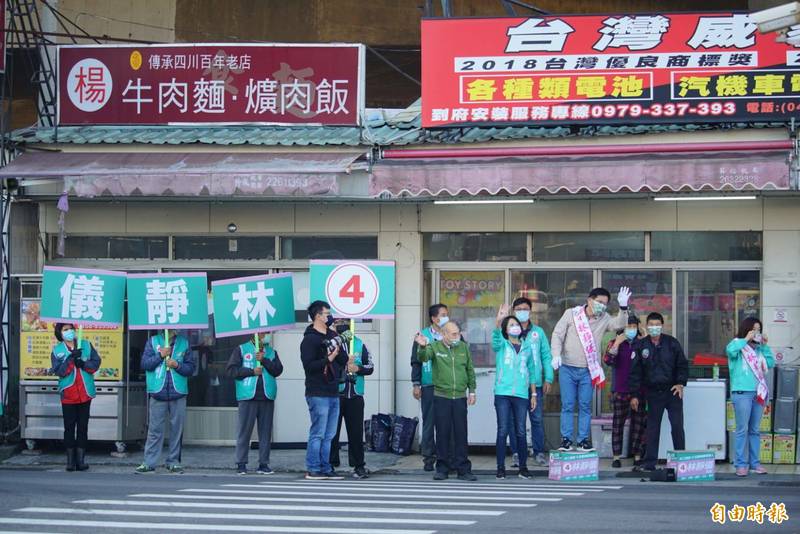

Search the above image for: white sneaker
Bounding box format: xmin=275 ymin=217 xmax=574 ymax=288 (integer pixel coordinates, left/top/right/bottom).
xmin=511 ymin=453 xmax=519 ymax=468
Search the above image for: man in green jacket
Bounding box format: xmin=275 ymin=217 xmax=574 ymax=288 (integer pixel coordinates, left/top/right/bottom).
xmin=415 ymin=321 xmax=477 ymax=481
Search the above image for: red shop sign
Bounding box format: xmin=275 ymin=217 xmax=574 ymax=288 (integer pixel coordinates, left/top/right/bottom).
xmin=422 ymin=13 xmax=800 ymax=127
xmin=58 ymin=43 xmax=365 ymax=126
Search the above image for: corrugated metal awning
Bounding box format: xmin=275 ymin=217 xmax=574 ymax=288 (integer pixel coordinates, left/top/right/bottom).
xmin=370 ymin=150 xmax=791 ymax=198
xmin=0 ymin=151 xmax=367 ymax=197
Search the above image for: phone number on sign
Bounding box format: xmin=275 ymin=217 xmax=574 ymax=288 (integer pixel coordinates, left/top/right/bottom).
xmin=586 ymin=101 xmax=736 ymax=119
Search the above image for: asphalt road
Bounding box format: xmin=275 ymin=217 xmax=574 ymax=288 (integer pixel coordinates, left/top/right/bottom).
xmin=0 ymin=469 xmax=797 ymax=533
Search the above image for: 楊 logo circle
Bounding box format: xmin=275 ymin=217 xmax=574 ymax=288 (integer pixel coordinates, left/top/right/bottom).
xmin=67 ymin=58 xmax=113 ymax=112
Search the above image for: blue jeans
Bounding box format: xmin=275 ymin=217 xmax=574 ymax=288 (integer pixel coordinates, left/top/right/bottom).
xmin=305 ymin=396 xmax=340 ymax=474
xmin=732 ymin=391 xmax=764 ymax=469
xmin=508 ymin=386 xmax=545 ymax=456
xmin=529 ymin=386 xmax=545 ymax=455
xmin=560 ymin=365 xmax=593 ymax=443
xmin=495 ymin=395 xmax=529 ymax=469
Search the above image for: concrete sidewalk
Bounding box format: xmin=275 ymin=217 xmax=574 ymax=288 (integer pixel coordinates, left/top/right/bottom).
xmin=3 ymin=444 xmax=800 ymax=479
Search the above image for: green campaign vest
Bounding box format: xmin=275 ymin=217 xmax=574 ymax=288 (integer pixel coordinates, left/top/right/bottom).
xmin=420 ymin=327 xmax=439 ymax=386
xmin=338 ymin=337 xmax=365 ymax=396
xmin=235 ymin=342 xmax=278 ymax=401
xmin=54 ymin=340 xmax=96 ymax=398
xmin=145 ymin=334 xmax=189 ymax=395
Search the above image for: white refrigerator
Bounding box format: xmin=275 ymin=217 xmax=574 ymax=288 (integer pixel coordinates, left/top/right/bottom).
xmin=657 ymin=379 xmax=727 ymax=460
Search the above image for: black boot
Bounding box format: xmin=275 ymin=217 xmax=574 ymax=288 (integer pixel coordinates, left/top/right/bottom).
xmin=66 ymin=448 xmax=76 ymax=472
xmin=75 ymin=448 xmax=89 ymax=471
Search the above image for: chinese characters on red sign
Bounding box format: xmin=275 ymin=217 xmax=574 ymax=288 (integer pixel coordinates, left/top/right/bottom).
xmin=422 ymin=13 xmax=800 ymax=127
xmin=58 ymin=44 xmax=365 ymax=125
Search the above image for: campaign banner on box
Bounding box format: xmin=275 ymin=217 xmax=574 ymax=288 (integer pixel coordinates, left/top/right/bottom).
xmin=127 ymin=272 xmax=209 ymax=330
xmin=666 ymin=450 xmax=715 ymax=481
xmin=309 ymin=260 xmax=395 ymax=319
xmin=58 ymin=43 xmax=365 ymax=126
xmin=20 ymin=299 xmax=124 ymax=381
xmin=211 ymin=273 xmax=295 ymax=338
xmin=422 ymin=13 xmax=800 ymax=127
xmin=40 ymin=266 xmax=127 ymax=327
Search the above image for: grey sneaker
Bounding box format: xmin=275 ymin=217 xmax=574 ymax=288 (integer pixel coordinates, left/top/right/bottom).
xmin=166 ymin=464 xmax=184 ymax=474
xmin=511 ymin=452 xmax=519 ymax=468
xmin=534 ymin=452 xmax=547 ymax=466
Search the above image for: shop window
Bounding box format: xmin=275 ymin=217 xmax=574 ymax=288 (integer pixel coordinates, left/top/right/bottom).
xmin=511 ymin=270 xmax=593 ymax=415
xmin=160 ymin=269 xmax=262 ymax=408
xmin=676 ymin=270 xmax=760 ymax=379
xmin=651 ymin=232 xmax=762 ymax=261
xmin=440 ymin=270 xmax=505 ymax=368
xmin=174 ymin=236 xmax=275 ymax=260
xmin=281 ymin=236 xmax=377 ymax=260
xmin=533 ymin=232 xmax=644 ymax=261
xmin=600 ymin=270 xmax=673 ymax=414
xmin=55 ymin=236 xmax=168 ymax=259
xmin=424 ymin=233 xmax=526 ymax=261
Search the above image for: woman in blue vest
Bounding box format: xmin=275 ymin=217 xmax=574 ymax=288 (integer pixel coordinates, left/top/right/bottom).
xmin=50 ymin=322 xmax=101 ymax=472
xmin=330 ymin=319 xmax=374 ymax=479
xmin=226 ymin=331 xmax=283 ymax=475
xmin=136 ymin=329 xmax=195 ymax=474
xmin=492 ymin=305 xmax=538 ymax=480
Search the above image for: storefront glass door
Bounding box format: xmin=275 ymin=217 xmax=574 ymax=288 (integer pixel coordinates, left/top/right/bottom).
xmin=676 ymin=270 xmax=760 ymax=378
xmin=510 ymin=270 xmax=593 ymax=415
xmin=599 ymin=270 xmax=673 ymax=414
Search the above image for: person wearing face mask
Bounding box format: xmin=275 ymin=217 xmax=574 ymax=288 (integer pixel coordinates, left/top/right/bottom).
xmin=603 ymin=315 xmax=647 ymax=468
xmin=507 ymin=297 xmax=552 ymax=468
xmin=50 ymin=323 xmax=101 ymax=472
xmin=301 ymin=300 xmax=348 ymax=480
xmin=726 ymin=317 xmax=775 ymax=477
xmin=492 ymin=306 xmax=539 ymax=480
xmin=226 ymin=331 xmax=284 ymax=475
xmin=330 ymin=319 xmax=374 ymax=479
xmin=628 ymin=312 xmax=688 ymax=472
xmin=411 ymin=303 xmax=450 ymax=471
xmin=551 ymin=286 xmax=633 ymax=452
xmin=415 ymin=321 xmax=477 ymax=481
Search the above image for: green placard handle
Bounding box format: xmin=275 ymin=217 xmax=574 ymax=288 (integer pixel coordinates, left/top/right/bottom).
xmin=165 ymin=328 xmax=172 ymax=372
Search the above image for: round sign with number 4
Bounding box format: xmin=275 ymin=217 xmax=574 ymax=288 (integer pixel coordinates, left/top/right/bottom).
xmin=325 ymin=263 xmax=380 ymax=317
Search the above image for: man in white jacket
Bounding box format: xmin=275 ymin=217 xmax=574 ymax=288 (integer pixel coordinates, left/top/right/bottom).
xmin=550 ymin=286 xmax=632 ymax=451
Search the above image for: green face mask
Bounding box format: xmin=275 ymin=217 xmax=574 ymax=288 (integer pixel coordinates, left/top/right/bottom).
xmin=592 ymin=301 xmax=607 ymax=315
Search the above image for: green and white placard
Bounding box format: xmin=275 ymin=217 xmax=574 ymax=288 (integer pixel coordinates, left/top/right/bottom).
xmin=309 ymin=260 xmax=395 ymax=319
xmin=211 ymin=272 xmax=295 ymax=338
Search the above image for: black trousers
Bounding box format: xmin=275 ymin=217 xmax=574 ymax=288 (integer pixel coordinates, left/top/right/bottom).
xmin=62 ymin=401 xmax=91 ymax=449
xmin=330 ymin=396 xmax=366 ymax=469
xmin=643 ymin=388 xmax=685 ymax=469
xmin=434 ymin=396 xmax=471 ymax=475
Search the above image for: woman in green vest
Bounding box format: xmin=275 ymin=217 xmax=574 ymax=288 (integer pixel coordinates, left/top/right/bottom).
xmin=50 ymin=323 xmax=101 ymax=472
xmin=226 ymin=331 xmax=283 ymax=475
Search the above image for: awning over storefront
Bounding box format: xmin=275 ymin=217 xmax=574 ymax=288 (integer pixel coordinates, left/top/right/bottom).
xmin=370 ymin=150 xmax=792 ymax=198
xmin=0 ymin=151 xmax=367 ymax=197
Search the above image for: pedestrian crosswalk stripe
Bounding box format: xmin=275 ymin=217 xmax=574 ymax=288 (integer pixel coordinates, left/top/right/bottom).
xmin=223 ymin=483 xmax=586 ymax=498
xmin=77 ymin=499 xmax=518 ymax=516
xmin=348 ymin=480 xmax=623 ymax=491
xmin=140 ymin=492 xmax=547 ymax=509
xmin=16 ymin=507 xmax=476 ymax=527
xmin=0 ymin=518 xmax=437 ymax=534
xmin=263 ymin=480 xmax=607 ymax=493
